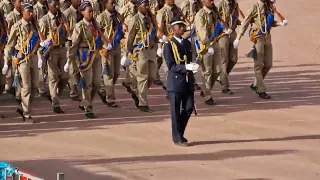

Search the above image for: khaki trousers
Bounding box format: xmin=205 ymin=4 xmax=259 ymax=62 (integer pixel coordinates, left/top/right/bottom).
xmin=38 ymin=62 xmax=47 ymax=93
xmin=253 ymin=35 xmax=273 ymax=93
xmin=99 ymin=44 xmax=121 ymax=103
xmin=218 ymin=31 xmax=238 ymax=90
xmin=47 ymin=47 xmax=69 ymax=107
xmin=68 ymin=57 xmax=80 ymax=98
xmin=0 ymin=54 xmax=5 ymax=95
xmin=18 ymin=55 xmax=39 ymax=117
xmin=80 ymin=54 xmax=101 ymax=112
xmin=200 ymin=42 xmax=221 ymax=101
xmin=136 ymin=47 xmax=157 ymax=106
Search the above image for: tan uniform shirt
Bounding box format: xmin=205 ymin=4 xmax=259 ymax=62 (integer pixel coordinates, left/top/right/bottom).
xmin=63 ymin=5 xmax=78 ymax=31
xmin=68 ymin=19 xmax=101 ymax=60
xmin=96 ymin=10 xmax=121 ymax=40
xmin=0 ymin=0 xmax=13 ymax=19
xmin=126 ymin=12 xmax=156 ymax=53
xmin=218 ymin=0 xmax=239 ymax=30
xmin=238 ymin=1 xmax=273 ymax=39
xmin=33 ymin=1 xmax=48 ymax=21
xmin=4 ymin=19 xmax=39 ymax=64
xmin=194 ymin=6 xmax=220 ymax=45
xmin=181 ymin=0 xmax=201 ymax=24
xmin=156 ymin=4 xmax=182 ymax=36
xmin=39 ymin=12 xmax=68 ymax=46
xmin=119 ymin=1 xmax=137 ymax=25
xmin=6 ymin=9 xmax=22 ymax=32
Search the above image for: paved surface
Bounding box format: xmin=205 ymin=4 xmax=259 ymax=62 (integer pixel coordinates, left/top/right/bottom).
xmin=1 ymin=0 xmax=320 ymax=179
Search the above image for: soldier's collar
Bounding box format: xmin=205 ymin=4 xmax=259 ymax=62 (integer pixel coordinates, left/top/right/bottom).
xmin=48 ymin=11 xmax=56 ymax=19
xmin=13 ymin=8 xmax=21 ymax=15
xmin=70 ymin=5 xmax=77 ymax=13
xmin=21 ymin=18 xmax=29 ymax=26
xmin=164 ymin=4 xmax=173 ymax=9
xmin=138 ymin=11 xmax=146 ymax=19
xmin=83 ymin=18 xmax=91 ymax=25
xmin=104 ymin=9 xmax=113 ymax=16
xmin=203 ymin=6 xmax=213 ymax=14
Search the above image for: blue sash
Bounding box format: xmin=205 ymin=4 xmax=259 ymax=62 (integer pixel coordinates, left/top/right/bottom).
xmin=130 ymin=25 xmax=156 ymax=59
xmin=41 ymin=25 xmax=65 ymax=61
xmin=0 ymin=32 xmax=7 ymax=52
xmin=248 ymin=13 xmax=275 ymax=38
xmin=111 ymin=24 xmax=123 ymax=47
xmin=195 ymin=21 xmax=224 ymax=52
xmin=77 ymin=35 xmax=102 ymax=72
xmin=226 ymin=12 xmax=237 ymax=27
xmin=13 ymin=31 xmax=40 ymax=65
xmin=183 ymin=27 xmax=196 ymax=39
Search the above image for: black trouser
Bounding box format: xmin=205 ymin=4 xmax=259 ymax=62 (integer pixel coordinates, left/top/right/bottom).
xmin=167 ymin=91 xmax=194 ymax=143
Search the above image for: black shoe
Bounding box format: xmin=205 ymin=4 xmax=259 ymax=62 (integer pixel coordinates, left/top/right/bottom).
xmin=85 ymin=112 xmax=95 ymax=119
xmin=194 ymin=83 xmax=201 ymax=91
xmin=205 ymin=98 xmax=216 ymax=105
xmin=70 ymin=96 xmax=81 ymax=102
xmin=53 ymin=106 xmax=64 ymax=114
xmin=78 ymin=106 xmax=85 ymax=111
xmin=138 ymin=106 xmax=152 ymax=113
xmin=174 ymin=142 xmax=189 ymax=147
xmin=258 ymin=92 xmax=271 ymax=99
xmin=162 ymin=85 xmax=167 ymax=91
xmin=131 ymin=93 xmax=139 ymax=107
xmin=250 ymin=84 xmax=257 ymax=91
xmin=200 ymin=91 xmax=204 ymax=97
xmin=25 ymin=116 xmax=39 ymax=123
xmin=122 ymin=82 xmax=132 ymax=93
xmin=182 ymin=137 xmax=188 ymax=143
xmin=106 ymin=102 xmax=118 ymax=108
xmin=98 ymin=91 xmax=107 ymax=104
xmin=222 ymin=89 xmax=234 ymax=95
xmin=153 ymin=79 xmax=163 ymax=86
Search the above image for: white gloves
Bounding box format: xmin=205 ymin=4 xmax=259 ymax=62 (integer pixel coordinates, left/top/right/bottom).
xmin=224 ymin=29 xmax=233 ymax=35
xmin=38 ymin=52 xmax=43 ymax=68
xmin=208 ymin=47 xmax=214 ymax=55
xmin=233 ymin=39 xmax=240 ymax=49
xmin=159 ymin=35 xmax=168 ymax=43
xmin=157 ymin=47 xmax=163 ymax=57
xmin=64 ymin=62 xmax=69 ymax=72
xmin=103 ymin=43 xmax=113 ymax=50
xmin=2 ymin=64 xmax=8 ymax=75
xmin=40 ymin=40 xmax=50 ymax=47
xmin=277 ymin=20 xmax=288 ymax=26
xmin=120 ymin=56 xmax=131 ymax=67
xmin=185 ymin=63 xmax=199 ymax=73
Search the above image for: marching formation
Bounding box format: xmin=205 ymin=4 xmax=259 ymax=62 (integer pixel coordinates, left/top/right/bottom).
xmin=0 ymin=0 xmax=288 ymax=127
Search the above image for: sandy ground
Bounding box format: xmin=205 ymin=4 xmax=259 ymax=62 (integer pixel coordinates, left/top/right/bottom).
xmin=1 ymin=0 xmax=320 ymax=179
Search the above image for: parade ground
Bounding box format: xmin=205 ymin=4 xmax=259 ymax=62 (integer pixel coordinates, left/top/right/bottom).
xmin=1 ymin=0 xmax=320 ymax=179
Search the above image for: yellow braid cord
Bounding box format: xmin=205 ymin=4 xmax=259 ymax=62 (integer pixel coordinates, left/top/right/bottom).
xmin=129 ymin=18 xmax=154 ymax=61
xmin=250 ymin=4 xmax=267 ymax=41
xmin=13 ymin=31 xmax=39 ymax=65
xmin=170 ymin=41 xmax=186 ymax=65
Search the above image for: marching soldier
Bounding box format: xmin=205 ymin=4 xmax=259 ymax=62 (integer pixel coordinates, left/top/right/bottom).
xmin=126 ymin=0 xmax=158 ymax=112
xmin=97 ymin=0 xmax=123 ymax=107
xmin=65 ymin=1 xmax=103 ymax=118
xmin=155 ymin=0 xmax=183 ymax=89
xmin=5 ymin=0 xmax=22 ymax=101
xmin=217 ymin=0 xmax=241 ymax=95
xmin=119 ymin=0 xmax=139 ymax=105
xmin=164 ymin=16 xmax=198 ymax=146
xmin=233 ymin=0 xmax=288 ymax=99
xmin=194 ymin=0 xmax=232 ymax=105
xmin=39 ymin=0 xmax=70 ymax=113
xmin=34 ymin=0 xmax=49 ymax=98
xmin=0 ymin=0 xmax=14 ymax=19
xmin=63 ymin=0 xmax=81 ymax=102
xmin=2 ymin=3 xmax=41 ymax=123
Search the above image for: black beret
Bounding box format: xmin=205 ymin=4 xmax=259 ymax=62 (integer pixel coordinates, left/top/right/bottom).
xmin=137 ymin=0 xmax=149 ymax=6
xmin=79 ymin=0 xmax=92 ymax=11
xmin=21 ymin=3 xmax=33 ymax=10
xmin=170 ymin=16 xmax=187 ymax=26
